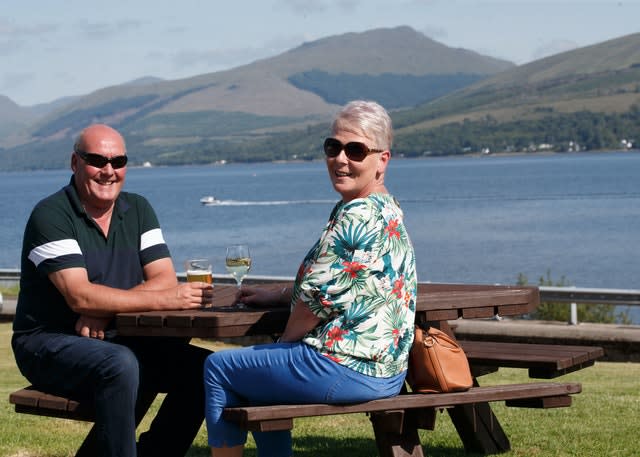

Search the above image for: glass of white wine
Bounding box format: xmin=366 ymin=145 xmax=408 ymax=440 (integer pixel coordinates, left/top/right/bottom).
xmin=225 ymin=244 xmax=251 ymax=307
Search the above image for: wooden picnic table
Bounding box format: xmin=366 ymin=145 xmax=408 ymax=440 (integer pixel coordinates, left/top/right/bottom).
xmin=115 ymin=281 xmax=584 ymax=456
xmin=12 ymin=282 xmax=601 ymax=456
xmin=117 ymin=281 xmax=291 ymax=338
xmin=115 ymin=282 xmax=539 ymax=338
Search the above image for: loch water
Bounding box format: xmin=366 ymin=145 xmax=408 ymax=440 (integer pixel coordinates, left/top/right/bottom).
xmin=1 ymin=152 xmax=639 ymax=320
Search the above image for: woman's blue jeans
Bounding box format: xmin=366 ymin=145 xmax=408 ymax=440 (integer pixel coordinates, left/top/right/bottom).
xmin=204 ymin=341 xmax=406 ymax=457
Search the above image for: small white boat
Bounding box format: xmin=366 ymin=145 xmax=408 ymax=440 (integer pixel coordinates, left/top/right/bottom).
xmin=200 ymin=196 xmax=217 ymax=205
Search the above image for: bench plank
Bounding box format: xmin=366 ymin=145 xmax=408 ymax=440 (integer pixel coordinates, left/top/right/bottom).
xmin=223 ymin=382 xmax=580 ymax=456
xmin=223 ymin=382 xmax=581 ymax=431
xmin=460 ymin=341 xmax=605 ymax=378
xmin=10 ymin=387 xmax=93 ymax=421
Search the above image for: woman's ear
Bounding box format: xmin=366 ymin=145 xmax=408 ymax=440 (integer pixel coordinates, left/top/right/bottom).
xmin=376 ymin=150 xmax=391 ymax=177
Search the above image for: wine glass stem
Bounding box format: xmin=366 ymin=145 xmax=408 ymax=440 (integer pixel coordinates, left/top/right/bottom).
xmin=235 ymin=280 xmax=245 ymax=308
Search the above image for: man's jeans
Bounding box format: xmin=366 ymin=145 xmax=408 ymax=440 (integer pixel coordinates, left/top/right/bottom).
xmin=13 ymin=330 xmax=211 ymax=457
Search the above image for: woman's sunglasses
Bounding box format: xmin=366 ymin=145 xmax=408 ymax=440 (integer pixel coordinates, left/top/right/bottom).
xmin=323 ymin=137 xmax=384 ymax=162
xmin=75 ymin=149 xmax=128 ymax=169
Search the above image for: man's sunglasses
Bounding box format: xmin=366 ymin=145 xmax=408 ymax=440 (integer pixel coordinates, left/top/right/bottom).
xmin=75 ymin=149 xmax=128 ymax=169
xmin=323 ymin=137 xmax=384 ymax=162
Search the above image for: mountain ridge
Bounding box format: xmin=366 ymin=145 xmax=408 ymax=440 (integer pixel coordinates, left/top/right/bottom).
xmin=0 ymin=26 xmax=513 ymax=169
xmin=2 ymin=28 xmax=639 ymax=170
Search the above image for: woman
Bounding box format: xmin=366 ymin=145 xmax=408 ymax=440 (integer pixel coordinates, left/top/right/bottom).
xmin=204 ymin=100 xmax=417 ymax=457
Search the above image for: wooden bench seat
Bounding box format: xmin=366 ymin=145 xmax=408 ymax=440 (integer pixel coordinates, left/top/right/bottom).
xmin=9 ymin=386 xmax=157 ymax=457
xmin=10 ymin=381 xmax=581 ymax=430
xmin=460 ymin=340 xmax=605 ymax=378
xmin=223 ymin=381 xmax=582 ymax=433
xmin=9 ymin=386 xmax=93 ymax=421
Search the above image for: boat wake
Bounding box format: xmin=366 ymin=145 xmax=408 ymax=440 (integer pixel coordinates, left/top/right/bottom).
xmin=201 ymin=199 xmax=335 ymax=207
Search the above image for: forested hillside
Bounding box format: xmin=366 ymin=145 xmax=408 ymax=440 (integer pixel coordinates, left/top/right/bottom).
xmin=1 ymin=29 xmax=639 ymax=170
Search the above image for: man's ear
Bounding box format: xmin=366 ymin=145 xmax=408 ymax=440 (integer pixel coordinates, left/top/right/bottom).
xmin=71 ymin=153 xmax=78 ymax=172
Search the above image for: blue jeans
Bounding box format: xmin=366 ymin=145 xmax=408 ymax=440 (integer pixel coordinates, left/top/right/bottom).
xmin=12 ymin=330 xmax=211 ymax=457
xmin=204 ymin=341 xmax=406 ymax=457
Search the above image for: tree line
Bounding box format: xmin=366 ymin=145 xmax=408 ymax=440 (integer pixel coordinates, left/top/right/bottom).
xmin=393 ymin=105 xmax=640 ymax=157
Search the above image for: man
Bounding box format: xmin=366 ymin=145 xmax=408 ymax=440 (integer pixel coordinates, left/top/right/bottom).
xmin=12 ymin=124 xmax=213 ymax=457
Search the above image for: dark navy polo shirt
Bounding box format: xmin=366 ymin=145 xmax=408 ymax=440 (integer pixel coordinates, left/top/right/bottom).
xmin=13 ymin=176 xmax=171 ymax=334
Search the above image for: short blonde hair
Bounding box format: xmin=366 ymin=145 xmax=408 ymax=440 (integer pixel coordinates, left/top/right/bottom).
xmin=331 ymin=100 xmax=393 ymax=151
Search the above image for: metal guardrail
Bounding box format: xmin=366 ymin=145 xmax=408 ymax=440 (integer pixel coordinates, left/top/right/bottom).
xmin=539 ymin=286 xmax=640 ymax=325
xmin=0 ymin=268 xmax=20 ymax=287
xmin=539 ymin=286 xmax=640 ymax=305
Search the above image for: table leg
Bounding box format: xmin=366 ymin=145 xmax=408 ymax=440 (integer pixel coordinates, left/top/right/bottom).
xmin=430 ymin=321 xmax=511 ymax=454
xmin=370 ymin=409 xmax=430 ymax=457
xmin=447 ymin=398 xmax=510 ymax=454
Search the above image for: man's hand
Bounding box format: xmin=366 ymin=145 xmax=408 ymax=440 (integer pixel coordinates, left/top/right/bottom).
xmin=75 ymin=315 xmax=112 ymax=339
xmin=173 ymin=282 xmax=214 ymax=309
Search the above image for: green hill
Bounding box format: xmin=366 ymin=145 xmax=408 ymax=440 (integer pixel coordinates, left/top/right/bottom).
xmin=0 ymin=26 xmax=512 ymax=170
xmin=3 ymin=29 xmax=640 ymax=169
xmin=389 ymin=33 xmax=640 ymax=155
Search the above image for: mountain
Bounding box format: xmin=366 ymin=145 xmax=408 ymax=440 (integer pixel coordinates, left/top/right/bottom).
xmin=0 ymin=96 xmax=40 ymax=148
xmin=394 ymin=32 xmax=640 ymax=133
xmin=384 ymin=32 xmax=640 ymax=156
xmin=0 ymin=26 xmax=513 ymax=170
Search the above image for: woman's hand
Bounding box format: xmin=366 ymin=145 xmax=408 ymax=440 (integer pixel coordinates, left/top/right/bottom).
xmin=238 ymin=286 xmax=287 ymax=308
xmin=237 ymin=286 xmax=268 ymax=307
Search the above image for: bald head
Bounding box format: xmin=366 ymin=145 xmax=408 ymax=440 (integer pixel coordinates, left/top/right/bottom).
xmin=74 ymin=124 xmax=126 ymax=157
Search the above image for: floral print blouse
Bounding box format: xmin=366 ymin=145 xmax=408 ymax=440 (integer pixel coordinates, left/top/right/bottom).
xmin=292 ymin=193 xmax=417 ymax=378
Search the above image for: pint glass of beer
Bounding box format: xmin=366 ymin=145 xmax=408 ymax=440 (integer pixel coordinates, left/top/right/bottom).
xmin=185 ymin=258 xmax=213 ymax=284
xmin=185 ymin=258 xmax=213 ymax=308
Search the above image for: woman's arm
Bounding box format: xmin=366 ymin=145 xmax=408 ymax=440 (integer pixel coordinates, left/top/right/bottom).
xmin=279 ymin=300 xmax=321 ymax=342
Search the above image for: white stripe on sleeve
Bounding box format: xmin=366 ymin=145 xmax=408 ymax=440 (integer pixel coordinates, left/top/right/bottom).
xmin=140 ymin=228 xmax=166 ymax=251
xmin=28 ymin=239 xmax=82 ymax=267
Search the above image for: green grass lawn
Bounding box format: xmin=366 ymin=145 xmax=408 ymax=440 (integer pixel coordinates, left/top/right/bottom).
xmin=1 ymin=321 xmax=638 ymax=456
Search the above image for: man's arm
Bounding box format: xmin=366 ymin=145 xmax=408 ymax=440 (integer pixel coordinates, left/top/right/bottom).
xmin=133 ymin=257 xmax=179 ymax=291
xmin=73 ymin=258 xmax=190 ymax=338
xmin=50 ymin=259 xmax=212 ymax=317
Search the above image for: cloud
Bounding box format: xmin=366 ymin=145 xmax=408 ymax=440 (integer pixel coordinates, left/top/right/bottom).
xmin=0 ymin=17 xmax=57 ymax=55
xmin=277 ymin=0 xmax=359 ymax=16
xmin=161 ymin=33 xmax=306 ymax=73
xmin=0 ymin=17 xmax=57 ymax=37
xmin=277 ymin=0 xmax=330 ymax=15
xmin=1 ymin=71 xmax=36 ymax=92
xmin=74 ymin=19 xmax=144 ymax=40
xmin=421 ymin=25 xmax=448 ymax=41
xmin=167 ymin=45 xmax=274 ymax=71
xmin=169 ymin=47 xmax=254 ymax=70
xmin=531 ymin=39 xmax=579 ymax=61
xmin=0 ymin=38 xmax=26 ymax=56
xmin=401 ymin=0 xmax=438 ymax=4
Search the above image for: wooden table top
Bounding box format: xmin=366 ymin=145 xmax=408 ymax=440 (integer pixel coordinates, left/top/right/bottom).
xmin=115 ymin=282 xmax=539 ymax=338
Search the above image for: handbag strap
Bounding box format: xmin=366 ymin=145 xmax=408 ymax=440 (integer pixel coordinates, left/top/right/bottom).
xmin=414 ymin=315 xmax=456 ymax=339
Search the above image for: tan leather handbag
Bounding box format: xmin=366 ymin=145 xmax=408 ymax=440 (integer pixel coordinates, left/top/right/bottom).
xmin=406 ymin=326 xmax=473 ymax=393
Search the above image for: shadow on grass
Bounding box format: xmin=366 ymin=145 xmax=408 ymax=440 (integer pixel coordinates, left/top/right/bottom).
xmin=188 ymin=436 xmax=471 ymax=457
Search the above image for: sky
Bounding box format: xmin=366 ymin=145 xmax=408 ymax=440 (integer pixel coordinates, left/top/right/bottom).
xmin=1 ymin=0 xmax=639 ymax=107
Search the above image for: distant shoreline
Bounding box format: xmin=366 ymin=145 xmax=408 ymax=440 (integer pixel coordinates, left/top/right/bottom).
xmin=0 ymin=148 xmax=636 ymax=173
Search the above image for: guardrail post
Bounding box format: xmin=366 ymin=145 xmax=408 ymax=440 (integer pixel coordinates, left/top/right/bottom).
xmin=569 ymin=302 xmax=578 ymax=325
